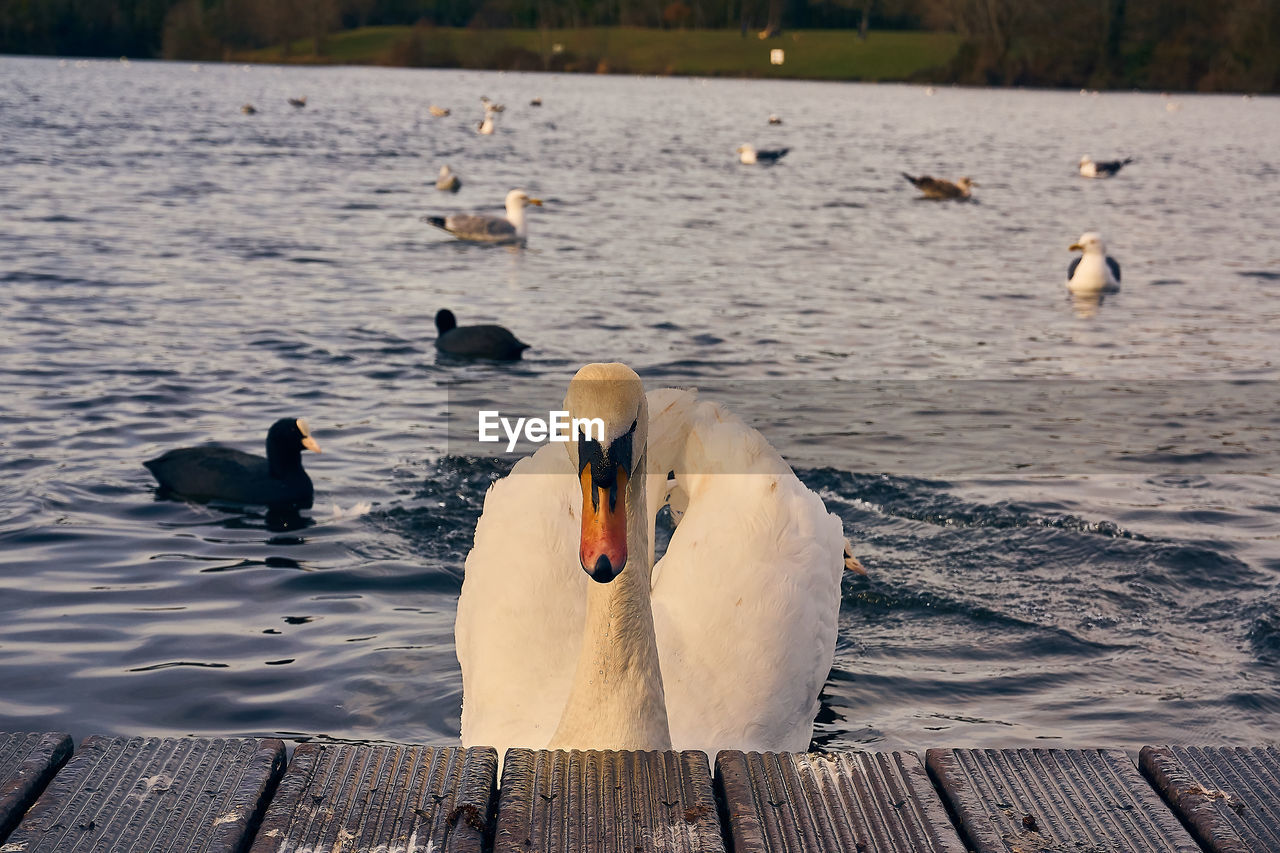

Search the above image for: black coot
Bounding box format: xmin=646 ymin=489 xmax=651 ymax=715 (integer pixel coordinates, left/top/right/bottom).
xmin=144 ymin=417 xmax=320 ymax=510
xmin=434 ymin=309 xmax=529 ymax=360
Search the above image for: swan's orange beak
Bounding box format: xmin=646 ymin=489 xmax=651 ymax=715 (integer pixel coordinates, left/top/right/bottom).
xmin=580 ymin=464 xmax=627 ymax=583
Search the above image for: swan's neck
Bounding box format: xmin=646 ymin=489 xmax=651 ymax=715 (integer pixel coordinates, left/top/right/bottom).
xmin=550 ymin=464 xmax=671 ymax=750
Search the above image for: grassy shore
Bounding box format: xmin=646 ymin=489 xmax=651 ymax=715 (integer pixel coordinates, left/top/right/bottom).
xmin=235 ymin=26 xmax=961 ymax=82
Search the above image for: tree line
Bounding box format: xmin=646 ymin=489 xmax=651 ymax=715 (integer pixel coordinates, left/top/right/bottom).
xmin=2 ymin=0 xmax=1276 ymax=92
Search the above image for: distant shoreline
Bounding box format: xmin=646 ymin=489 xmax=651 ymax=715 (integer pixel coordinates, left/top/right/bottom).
xmin=226 ymin=27 xmax=962 ymax=85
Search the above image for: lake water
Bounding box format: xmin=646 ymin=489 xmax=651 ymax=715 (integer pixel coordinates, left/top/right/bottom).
xmin=1 ymin=56 xmax=1278 ymax=756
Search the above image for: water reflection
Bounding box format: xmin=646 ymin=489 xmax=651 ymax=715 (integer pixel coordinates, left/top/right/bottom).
xmin=1069 ymin=291 xmax=1107 ymax=318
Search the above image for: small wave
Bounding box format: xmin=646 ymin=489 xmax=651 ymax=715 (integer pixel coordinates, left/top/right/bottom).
xmin=1248 ymin=601 xmax=1280 ymax=663
xmin=328 ymin=501 xmax=372 ymax=522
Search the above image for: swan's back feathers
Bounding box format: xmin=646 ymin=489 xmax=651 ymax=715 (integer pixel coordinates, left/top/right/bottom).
xmin=648 ymin=394 xmax=845 ymax=754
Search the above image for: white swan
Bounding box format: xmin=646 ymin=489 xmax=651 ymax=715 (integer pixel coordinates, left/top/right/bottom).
xmin=455 ymin=363 xmax=856 ymax=760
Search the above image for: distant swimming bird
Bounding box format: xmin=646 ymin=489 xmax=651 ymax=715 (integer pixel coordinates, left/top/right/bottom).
xmin=240 ymin=104 xmax=257 ymax=115
xmin=434 ymin=309 xmax=529 ymax=360
xmin=288 ymin=96 xmax=307 ymax=108
xmin=1079 ymin=155 xmax=1133 ymax=178
xmin=902 ymin=173 xmax=976 ymax=200
xmin=477 ymin=114 xmax=495 ymax=135
xmin=436 ymin=165 xmax=461 ymax=193
xmin=530 ymin=97 xmax=543 ymax=107
xmin=422 ymin=188 xmax=543 ymax=245
xmin=144 ymin=418 xmax=320 ymax=511
xmin=429 ymin=105 xmax=451 ymax=117
xmin=768 ymin=114 xmax=783 ymax=125
xmin=736 ymin=144 xmax=789 ymax=165
xmin=1067 ymin=232 xmax=1121 ymax=294
xmin=480 ymin=96 xmax=505 ymax=113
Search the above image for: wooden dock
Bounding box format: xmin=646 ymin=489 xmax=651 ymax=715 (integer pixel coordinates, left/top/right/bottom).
xmin=1 ymin=732 xmax=1277 ymax=852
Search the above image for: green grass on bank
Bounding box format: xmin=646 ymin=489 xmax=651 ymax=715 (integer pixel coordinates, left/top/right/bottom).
xmin=236 ymin=26 xmax=961 ymax=82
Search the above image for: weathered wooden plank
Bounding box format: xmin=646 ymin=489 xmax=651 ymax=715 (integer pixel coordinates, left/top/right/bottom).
xmin=0 ymin=732 xmax=73 ymax=843
xmin=494 ymin=749 xmax=724 ymax=853
xmin=1139 ymin=745 xmax=1280 ymax=853
xmin=1 ymin=735 xmax=284 ymax=853
xmin=716 ymin=750 xmax=966 ymax=853
xmin=249 ymin=743 xmax=497 ymax=853
xmin=926 ymin=747 xmax=1198 ymax=852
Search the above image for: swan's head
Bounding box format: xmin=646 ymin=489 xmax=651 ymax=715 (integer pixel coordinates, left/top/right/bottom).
xmin=564 ymin=363 xmax=647 ymax=584
xmin=1070 ymin=231 xmax=1106 ymax=254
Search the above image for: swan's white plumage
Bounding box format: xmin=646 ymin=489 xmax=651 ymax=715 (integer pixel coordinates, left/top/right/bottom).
xmin=456 ymin=384 xmax=846 ymax=759
xmin=455 ymin=442 xmax=585 ymax=752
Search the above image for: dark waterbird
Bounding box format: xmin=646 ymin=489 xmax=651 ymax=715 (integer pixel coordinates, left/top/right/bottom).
xmin=144 ymin=418 xmax=320 ymax=511
xmin=435 ymin=309 xmax=529 ymax=360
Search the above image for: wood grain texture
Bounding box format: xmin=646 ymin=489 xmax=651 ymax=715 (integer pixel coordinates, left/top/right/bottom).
xmin=249 ymin=743 xmax=497 ymax=853
xmin=2 ymin=735 xmax=284 ymax=853
xmin=1140 ymin=745 xmax=1280 ymax=853
xmin=494 ymin=749 xmax=724 ymax=853
xmin=0 ymin=732 xmax=73 ymax=843
xmin=926 ymin=747 xmax=1198 ymax=852
xmin=716 ymin=750 xmax=966 ymax=852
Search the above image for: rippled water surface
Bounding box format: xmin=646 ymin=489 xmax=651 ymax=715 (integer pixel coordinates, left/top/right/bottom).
xmin=2 ymin=56 xmax=1278 ymax=753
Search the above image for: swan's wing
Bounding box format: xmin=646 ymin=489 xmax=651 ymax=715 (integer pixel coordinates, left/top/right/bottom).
xmin=444 ymin=214 xmax=518 ymax=243
xmin=456 ymin=442 xmax=585 ymax=755
xmin=649 ymin=400 xmax=846 ymax=755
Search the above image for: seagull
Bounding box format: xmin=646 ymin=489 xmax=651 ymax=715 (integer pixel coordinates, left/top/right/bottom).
xmin=902 ymin=173 xmax=976 ymax=200
xmin=1079 ymin=156 xmax=1133 ymax=178
xmin=530 ymin=97 xmax=543 ymax=107
xmin=422 ymin=189 xmax=542 ymax=245
xmin=436 ymin=165 xmax=461 ymax=193
xmin=429 ymin=105 xmax=451 ymax=117
xmin=476 ymin=114 xmax=495 ymax=135
xmin=287 ymin=96 xmax=307 ymax=108
xmin=480 ymin=96 xmax=505 ymax=113
xmin=1067 ymin=232 xmax=1121 ymax=293
xmin=737 ymin=144 xmax=789 ymax=165
xmin=767 ymin=114 xmax=783 ymax=125
xmin=240 ymin=103 xmax=257 ymax=115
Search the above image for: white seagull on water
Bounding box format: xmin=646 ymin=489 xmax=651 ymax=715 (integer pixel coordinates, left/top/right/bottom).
xmin=1079 ymin=155 xmax=1133 ymax=178
xmin=435 ymin=165 xmax=461 ymax=193
xmin=1067 ymin=232 xmax=1121 ymax=293
xmin=422 ymin=189 xmax=542 ymax=245
xmin=736 ymin=144 xmax=789 ymax=165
